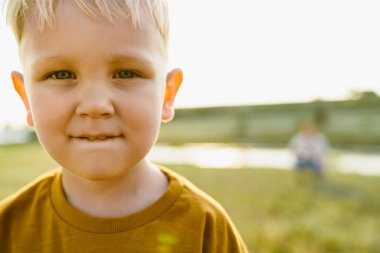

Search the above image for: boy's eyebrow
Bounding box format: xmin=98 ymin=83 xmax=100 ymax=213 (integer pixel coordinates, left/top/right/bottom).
xmin=29 ymin=53 xmax=156 ymax=70
xmin=28 ymin=55 xmax=76 ymax=68
xmin=107 ymin=54 xmax=156 ymax=70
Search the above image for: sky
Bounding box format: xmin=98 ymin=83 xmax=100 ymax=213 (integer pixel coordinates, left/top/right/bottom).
xmin=1 ymin=0 xmax=380 ymax=127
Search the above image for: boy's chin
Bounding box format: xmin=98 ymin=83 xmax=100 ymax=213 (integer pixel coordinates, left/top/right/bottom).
xmin=61 ymin=165 xmax=132 ymax=182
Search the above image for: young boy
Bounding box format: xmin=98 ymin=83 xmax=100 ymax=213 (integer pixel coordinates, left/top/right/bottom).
xmin=0 ymin=0 xmax=248 ymax=252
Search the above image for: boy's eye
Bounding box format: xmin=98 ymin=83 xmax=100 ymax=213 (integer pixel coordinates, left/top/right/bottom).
xmin=49 ymin=71 xmax=75 ymax=80
xmin=113 ymin=70 xmax=138 ymax=79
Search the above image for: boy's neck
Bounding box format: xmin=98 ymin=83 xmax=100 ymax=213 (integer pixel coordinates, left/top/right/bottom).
xmin=60 ymin=161 xmax=169 ymax=218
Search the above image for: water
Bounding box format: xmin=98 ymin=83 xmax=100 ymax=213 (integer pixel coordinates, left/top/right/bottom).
xmin=149 ymin=144 xmax=380 ymax=176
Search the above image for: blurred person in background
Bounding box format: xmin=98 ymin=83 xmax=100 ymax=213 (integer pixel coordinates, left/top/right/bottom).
xmin=289 ymin=121 xmax=329 ymax=179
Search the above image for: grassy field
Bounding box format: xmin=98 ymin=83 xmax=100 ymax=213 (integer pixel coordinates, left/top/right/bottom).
xmin=1 ymin=143 xmax=380 ymax=252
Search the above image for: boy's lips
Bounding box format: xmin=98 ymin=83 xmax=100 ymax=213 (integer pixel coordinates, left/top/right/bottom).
xmin=70 ymin=133 xmax=123 ymax=141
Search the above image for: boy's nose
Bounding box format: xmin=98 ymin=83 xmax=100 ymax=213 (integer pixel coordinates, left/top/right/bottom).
xmin=75 ymin=81 xmax=115 ymax=118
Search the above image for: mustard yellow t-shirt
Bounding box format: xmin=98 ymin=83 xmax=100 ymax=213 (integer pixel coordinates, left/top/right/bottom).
xmin=0 ymin=167 xmax=248 ymax=253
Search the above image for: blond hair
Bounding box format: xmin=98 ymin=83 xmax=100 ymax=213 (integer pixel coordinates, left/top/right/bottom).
xmin=3 ymin=0 xmax=169 ymax=47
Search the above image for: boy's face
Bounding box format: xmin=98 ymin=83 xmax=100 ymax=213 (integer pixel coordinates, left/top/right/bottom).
xmin=12 ymin=1 xmax=182 ymax=180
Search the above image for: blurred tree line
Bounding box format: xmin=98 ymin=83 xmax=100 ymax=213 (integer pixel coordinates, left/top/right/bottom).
xmin=158 ymin=91 xmax=380 ymax=147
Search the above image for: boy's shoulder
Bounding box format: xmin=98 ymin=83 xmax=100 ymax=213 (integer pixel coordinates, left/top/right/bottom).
xmin=0 ymin=169 xmax=59 ymax=215
xmin=161 ymin=166 xmax=233 ymax=221
xmin=161 ymin=167 xmax=248 ymax=252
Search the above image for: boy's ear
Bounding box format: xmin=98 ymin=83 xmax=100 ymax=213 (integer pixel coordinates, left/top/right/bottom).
xmin=11 ymin=71 xmax=34 ymax=126
xmin=161 ymin=68 xmax=183 ymax=123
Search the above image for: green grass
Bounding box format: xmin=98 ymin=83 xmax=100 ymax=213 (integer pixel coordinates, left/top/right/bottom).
xmin=0 ymin=143 xmax=58 ymax=198
xmin=1 ymin=143 xmax=380 ymax=253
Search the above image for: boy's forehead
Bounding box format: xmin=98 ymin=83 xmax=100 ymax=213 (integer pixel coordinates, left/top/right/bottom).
xmin=19 ymin=1 xmax=167 ymax=67
xmin=20 ymin=1 xmax=167 ymax=60
xmin=19 ymin=0 xmax=168 ymax=51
